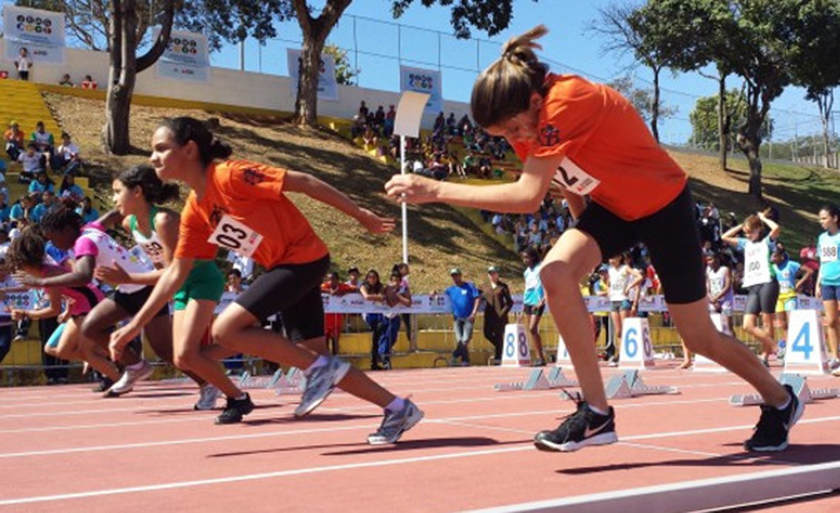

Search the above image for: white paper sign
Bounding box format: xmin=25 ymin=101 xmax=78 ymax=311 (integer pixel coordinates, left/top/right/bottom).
xmin=399 ymin=65 xmax=442 ymax=113
xmin=156 ymin=30 xmax=210 ymax=82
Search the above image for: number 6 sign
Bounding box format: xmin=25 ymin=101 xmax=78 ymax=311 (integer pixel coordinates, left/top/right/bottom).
xmin=620 ymin=317 xmax=655 ymax=370
xmin=502 ymin=324 xmax=531 ymax=367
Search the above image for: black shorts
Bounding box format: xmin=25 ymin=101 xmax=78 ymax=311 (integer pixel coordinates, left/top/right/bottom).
xmin=523 ymin=304 xmax=545 ymax=316
xmin=576 ymin=185 xmax=705 ymax=304
xmin=746 ymin=280 xmax=780 ymax=315
xmin=235 ymin=254 xmax=330 ymax=342
xmin=112 ymin=287 xmax=170 ymax=318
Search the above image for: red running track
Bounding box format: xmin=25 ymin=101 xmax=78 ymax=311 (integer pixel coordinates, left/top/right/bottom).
xmin=1 ymin=362 xmax=839 ymax=512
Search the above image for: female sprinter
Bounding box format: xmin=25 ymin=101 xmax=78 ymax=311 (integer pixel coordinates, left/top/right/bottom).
xmin=22 ymin=207 xmax=165 ymax=397
xmin=109 ymin=117 xmax=423 ymax=443
xmin=722 ymin=213 xmax=781 ymax=367
xmin=95 ymin=165 xmax=230 ymax=411
xmin=7 ymin=230 xmax=109 ymax=377
xmin=521 ymin=246 xmax=546 ymax=365
xmin=385 ymin=25 xmax=801 ymax=453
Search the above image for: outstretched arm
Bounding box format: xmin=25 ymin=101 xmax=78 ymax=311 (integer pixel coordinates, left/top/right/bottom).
xmin=284 ymin=171 xmax=394 ymax=234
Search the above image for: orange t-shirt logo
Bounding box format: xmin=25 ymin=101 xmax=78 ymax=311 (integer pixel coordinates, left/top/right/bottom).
xmin=539 ymin=124 xmax=561 ymax=147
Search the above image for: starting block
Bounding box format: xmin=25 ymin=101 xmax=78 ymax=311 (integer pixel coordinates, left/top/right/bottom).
xmin=494 ymin=368 xmax=579 ymax=392
xmin=604 ymin=369 xmax=679 ymax=399
xmin=238 ymin=369 xmax=284 ymax=390
xmin=730 ymin=373 xmax=840 ymax=406
xmin=274 ymin=367 xmax=306 ymax=395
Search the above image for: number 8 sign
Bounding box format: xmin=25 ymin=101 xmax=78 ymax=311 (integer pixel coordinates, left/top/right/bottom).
xmin=502 ymin=324 xmax=531 ymax=367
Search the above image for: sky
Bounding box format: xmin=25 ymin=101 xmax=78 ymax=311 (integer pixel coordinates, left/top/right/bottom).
xmin=3 ymin=0 xmax=830 ymax=145
xmin=205 ymin=1 xmax=830 ymax=146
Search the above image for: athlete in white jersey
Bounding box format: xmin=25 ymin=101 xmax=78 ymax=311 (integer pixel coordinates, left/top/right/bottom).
xmin=723 ymin=212 xmax=781 ymax=366
xmin=605 ymin=254 xmax=642 ymax=365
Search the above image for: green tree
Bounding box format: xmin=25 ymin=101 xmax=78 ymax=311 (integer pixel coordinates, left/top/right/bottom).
xmin=689 ymin=90 xmax=772 ymax=152
xmin=323 ymin=43 xmax=358 ymax=86
xmin=607 ymin=74 xmax=677 ymax=125
xmin=588 ymin=2 xmax=674 ymax=142
xmin=192 ymin=1 xmax=537 ymax=126
xmin=788 ymin=0 xmax=840 ymax=168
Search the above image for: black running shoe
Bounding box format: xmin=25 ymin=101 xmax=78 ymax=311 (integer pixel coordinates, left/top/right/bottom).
xmin=534 ymin=400 xmax=618 ymax=452
xmin=93 ymin=377 xmax=114 ymax=393
xmin=214 ymin=393 xmax=255 ymax=425
xmin=744 ymin=384 xmax=804 ymax=452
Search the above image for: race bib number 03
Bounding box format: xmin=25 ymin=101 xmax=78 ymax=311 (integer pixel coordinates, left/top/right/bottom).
xmin=208 ymin=215 xmax=264 ymax=257
xmin=553 ymin=157 xmax=600 ymax=196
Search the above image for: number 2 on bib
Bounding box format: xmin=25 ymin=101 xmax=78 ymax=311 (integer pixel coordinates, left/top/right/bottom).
xmin=208 ymin=215 xmax=264 ymax=257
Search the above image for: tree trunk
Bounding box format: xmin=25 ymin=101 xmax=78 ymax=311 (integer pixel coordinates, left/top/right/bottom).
xmin=650 ymin=67 xmax=660 ymax=143
xmin=717 ymin=75 xmax=728 ymax=170
xmin=293 ymin=37 xmax=326 ymax=126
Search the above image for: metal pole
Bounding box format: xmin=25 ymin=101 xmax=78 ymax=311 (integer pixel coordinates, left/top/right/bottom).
xmin=400 ymin=135 xmax=409 ymax=264
xmin=353 ymin=16 xmax=359 ymax=86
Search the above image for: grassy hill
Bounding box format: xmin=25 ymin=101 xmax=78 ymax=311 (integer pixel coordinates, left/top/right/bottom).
xmin=41 ymin=93 xmax=524 ymax=292
xmin=37 ymin=92 xmax=833 ymax=293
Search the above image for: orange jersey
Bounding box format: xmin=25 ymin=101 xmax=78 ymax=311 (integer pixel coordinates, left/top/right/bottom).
xmin=512 ymin=74 xmax=687 ymax=221
xmin=174 ymin=160 xmax=329 ymax=268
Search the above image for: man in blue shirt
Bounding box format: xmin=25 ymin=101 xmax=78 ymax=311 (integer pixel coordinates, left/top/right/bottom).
xmin=444 ymin=268 xmax=482 ymax=366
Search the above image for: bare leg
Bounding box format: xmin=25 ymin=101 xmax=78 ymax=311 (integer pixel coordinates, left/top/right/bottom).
xmin=670 ymin=300 xmax=788 ymax=407
xmin=824 ymin=300 xmax=840 ymax=360
xmin=743 ymin=313 xmax=775 ymax=360
xmin=80 ymin=299 xmax=138 ymax=365
xmin=528 ymin=313 xmax=545 ymax=362
xmin=172 ymin=301 xmax=241 ymax=398
xmin=213 ymin=304 xmax=395 ymax=408
xmin=540 ymin=230 xmax=609 ymax=411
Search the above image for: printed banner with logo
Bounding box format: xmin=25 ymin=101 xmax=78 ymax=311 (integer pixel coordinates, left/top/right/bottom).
xmin=399 ymin=66 xmax=442 ymax=114
xmin=2 ymin=5 xmax=65 ymax=65
xmin=286 ymin=49 xmax=339 ymax=102
xmin=156 ymin=30 xmax=210 ymax=82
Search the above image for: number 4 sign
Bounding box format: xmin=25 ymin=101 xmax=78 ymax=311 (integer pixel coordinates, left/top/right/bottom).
xmin=619 ymin=317 xmax=655 ymax=370
xmin=784 ymin=309 xmax=830 ymax=375
xmin=502 ymin=324 xmax=531 ymax=367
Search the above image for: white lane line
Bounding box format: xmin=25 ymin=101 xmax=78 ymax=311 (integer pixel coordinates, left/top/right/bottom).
xmin=3 ymin=416 xmax=840 ymax=506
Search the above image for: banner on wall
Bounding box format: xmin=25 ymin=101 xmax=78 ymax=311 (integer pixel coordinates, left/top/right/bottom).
xmin=156 ymin=30 xmax=210 ymax=82
xmin=286 ymin=49 xmax=339 ymax=102
xmin=399 ymin=65 xmax=443 ymax=114
xmin=2 ymin=5 xmax=66 ymax=65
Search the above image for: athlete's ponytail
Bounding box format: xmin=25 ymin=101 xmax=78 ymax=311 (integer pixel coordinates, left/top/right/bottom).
xmin=7 ymin=228 xmax=46 ymax=270
xmin=470 ymin=25 xmax=550 ymax=128
xmin=161 ymin=116 xmax=233 ymax=167
xmin=118 ymin=165 xmax=180 ymax=205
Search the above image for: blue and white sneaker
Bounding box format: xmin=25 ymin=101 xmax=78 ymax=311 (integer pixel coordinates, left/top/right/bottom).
xmin=294 ymin=356 xmax=350 ymax=418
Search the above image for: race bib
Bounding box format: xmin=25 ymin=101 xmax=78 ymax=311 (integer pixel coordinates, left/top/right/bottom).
xmin=207 ymin=215 xmax=263 ymax=257
xmin=821 ymin=244 xmax=838 ymax=262
xmin=553 ymin=157 xmax=600 ymax=196
xmin=139 ymin=241 xmax=166 ymax=264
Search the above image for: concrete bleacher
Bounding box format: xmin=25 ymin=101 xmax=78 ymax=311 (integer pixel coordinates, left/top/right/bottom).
xmin=0 ymin=79 xmax=62 ymax=139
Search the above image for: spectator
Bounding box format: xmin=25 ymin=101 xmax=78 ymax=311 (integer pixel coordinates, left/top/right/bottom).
xmin=59 ymin=173 xmax=84 ymax=203
xmin=345 ymin=266 xmax=362 ymax=292
xmin=358 ymin=100 xmax=369 ymax=119
xmin=0 ymin=230 xmax=10 ymax=260
xmin=226 ymin=252 xmax=255 ymax=282
xmin=384 ymin=105 xmax=396 ymax=137
xmin=4 ymin=121 xmax=25 ymax=161
xmin=10 ymin=195 xmax=33 ymax=224
xmin=80 ymin=75 xmax=98 ymax=89
xmin=799 ymin=246 xmax=819 ymax=297
xmin=321 ymin=271 xmax=354 ymax=355
xmin=0 ymin=174 xmax=9 ymax=207
xmin=379 ymin=270 xmax=411 ymax=369
xmin=0 ymin=259 xmax=16 ymax=364
xmin=51 ymin=132 xmax=82 ymax=175
xmin=483 ymin=265 xmax=513 ymax=364
xmin=14 ymin=47 xmax=32 ymax=81
xmin=359 ymin=269 xmax=387 ymax=370
xmin=75 ymin=196 xmax=99 ymax=224
xmin=17 ymin=143 xmax=44 ymax=182
xmin=444 ymin=268 xmax=481 ymax=366
xmin=394 ymin=262 xmax=413 ymax=345
xmin=30 ymin=121 xmax=55 ymax=166
xmin=31 ymin=191 xmax=58 ymax=224
xmin=374 ymin=105 xmax=386 ymax=128
xmin=59 ymin=73 xmax=74 ymax=87
xmin=29 ymin=172 xmax=55 ymax=197
xmin=0 ymin=195 xmax=11 ymax=227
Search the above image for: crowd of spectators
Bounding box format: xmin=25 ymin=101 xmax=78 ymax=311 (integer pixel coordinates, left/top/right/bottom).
xmin=349 ymin=100 xmax=515 ymax=182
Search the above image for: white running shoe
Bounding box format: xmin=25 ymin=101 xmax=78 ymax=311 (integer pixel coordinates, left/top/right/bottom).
xmin=294 ymin=356 xmax=350 ymax=418
xmin=194 ymin=384 xmax=221 ymax=410
xmin=105 ymin=360 xmax=154 ymax=397
xmin=367 ymin=399 xmax=424 ymax=445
